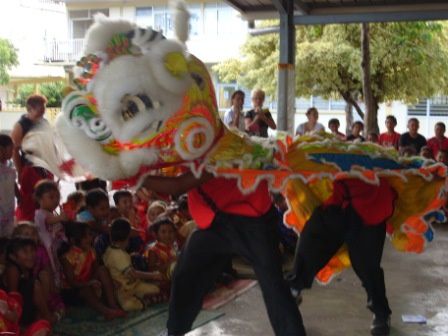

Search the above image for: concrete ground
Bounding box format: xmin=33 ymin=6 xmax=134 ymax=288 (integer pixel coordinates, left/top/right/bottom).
xmin=188 ymin=223 xmax=448 ymax=336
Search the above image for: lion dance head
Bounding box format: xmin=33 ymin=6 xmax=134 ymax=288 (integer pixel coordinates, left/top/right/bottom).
xmin=56 ymin=7 xmax=222 ymax=180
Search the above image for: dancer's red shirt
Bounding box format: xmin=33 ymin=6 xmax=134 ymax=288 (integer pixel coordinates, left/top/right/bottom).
xmin=188 ymin=177 xmax=272 ymax=229
xmin=324 ymin=178 xmax=397 ymax=226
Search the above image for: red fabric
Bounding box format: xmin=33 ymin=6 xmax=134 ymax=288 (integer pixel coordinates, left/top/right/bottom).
xmin=427 ymin=136 xmax=448 ymax=159
xmin=324 ymin=178 xmax=396 ymax=226
xmin=379 ymin=132 xmax=400 ymax=149
xmin=0 ymin=290 xmax=21 ymax=334
xmin=16 ymin=166 xmax=54 ymax=221
xmin=188 ymin=177 xmax=272 ymax=229
xmin=23 ymin=319 xmax=51 ymax=336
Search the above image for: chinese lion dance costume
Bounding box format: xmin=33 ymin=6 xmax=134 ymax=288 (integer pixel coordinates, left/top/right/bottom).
xmin=51 ymin=3 xmax=446 ymax=283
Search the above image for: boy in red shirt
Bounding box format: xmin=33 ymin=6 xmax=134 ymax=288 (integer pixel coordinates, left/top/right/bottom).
xmin=379 ymin=115 xmax=400 ymax=150
xmin=427 ymin=122 xmax=448 ymax=159
xmin=139 ymin=172 xmax=305 ymax=336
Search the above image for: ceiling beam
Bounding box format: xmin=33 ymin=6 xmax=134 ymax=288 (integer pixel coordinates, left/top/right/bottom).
xmin=271 ymin=0 xmax=287 ymax=14
xmin=294 ymin=9 xmax=448 ymax=25
xmin=223 ymin=0 xmax=248 ymax=14
xmin=293 ymin=0 xmax=311 ymax=14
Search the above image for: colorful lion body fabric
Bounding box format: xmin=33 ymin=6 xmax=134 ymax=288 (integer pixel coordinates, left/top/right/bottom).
xmin=55 ymin=6 xmax=446 ymax=284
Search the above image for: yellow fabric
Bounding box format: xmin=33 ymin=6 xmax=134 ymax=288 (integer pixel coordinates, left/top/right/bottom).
xmin=117 ymin=281 xmax=160 ymax=312
xmin=103 ymin=247 xmax=137 ymax=291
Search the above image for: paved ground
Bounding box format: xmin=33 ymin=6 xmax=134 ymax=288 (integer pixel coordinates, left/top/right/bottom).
xmin=188 ymin=224 xmax=448 ymax=336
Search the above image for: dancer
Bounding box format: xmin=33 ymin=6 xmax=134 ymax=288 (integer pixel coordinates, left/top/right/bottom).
xmin=139 ymin=172 xmax=305 ymax=336
xmin=288 ymin=178 xmax=396 ymax=336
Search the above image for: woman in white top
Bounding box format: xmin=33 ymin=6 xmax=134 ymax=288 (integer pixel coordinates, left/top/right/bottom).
xmin=223 ymin=90 xmax=245 ymax=131
xmin=295 ymin=107 xmax=325 ymax=136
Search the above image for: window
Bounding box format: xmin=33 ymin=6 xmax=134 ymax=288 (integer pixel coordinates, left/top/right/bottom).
xmin=188 ymin=5 xmax=202 ymax=37
xmin=217 ymin=4 xmax=243 ymax=35
xmin=204 ymin=3 xmax=218 ymax=36
xmin=69 ymin=9 xmax=109 ymax=39
xmin=73 ymin=20 xmax=93 ymax=39
xmin=153 ymin=6 xmax=173 ymax=36
xmin=136 ymin=7 xmax=153 ymax=28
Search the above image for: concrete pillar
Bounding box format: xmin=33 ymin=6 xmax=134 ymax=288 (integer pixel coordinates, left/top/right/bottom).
xmin=277 ymin=4 xmax=296 ymax=134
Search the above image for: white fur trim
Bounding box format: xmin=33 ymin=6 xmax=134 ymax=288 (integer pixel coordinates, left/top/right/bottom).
xmin=171 ymin=0 xmax=190 ymax=43
xmin=55 ymin=115 xmax=126 ymax=180
xmin=148 ymin=39 xmax=191 ymax=94
xmin=84 ymin=14 xmax=136 ymax=55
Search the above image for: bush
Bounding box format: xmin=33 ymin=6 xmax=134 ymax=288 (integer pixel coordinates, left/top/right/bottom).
xmin=13 ymin=81 xmax=64 ymax=107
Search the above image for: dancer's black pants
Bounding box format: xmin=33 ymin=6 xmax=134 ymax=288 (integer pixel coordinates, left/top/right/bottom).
xmin=290 ymin=205 xmax=392 ymax=318
xmin=167 ymin=207 xmax=306 ymax=336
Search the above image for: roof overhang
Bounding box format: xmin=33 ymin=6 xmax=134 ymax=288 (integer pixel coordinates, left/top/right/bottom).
xmin=225 ymin=1 xmax=448 ymax=24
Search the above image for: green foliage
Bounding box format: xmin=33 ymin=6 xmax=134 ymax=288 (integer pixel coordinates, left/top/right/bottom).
xmin=14 ymin=84 xmax=35 ymax=107
xmin=0 ymin=38 xmax=19 ymax=85
xmin=213 ymin=21 xmax=448 ymax=106
xmin=14 ymin=81 xmax=64 ymax=107
xmin=40 ymin=81 xmax=64 ymax=107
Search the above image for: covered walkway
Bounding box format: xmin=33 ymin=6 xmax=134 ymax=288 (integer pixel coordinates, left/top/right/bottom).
xmin=190 ymin=223 xmax=448 ymax=335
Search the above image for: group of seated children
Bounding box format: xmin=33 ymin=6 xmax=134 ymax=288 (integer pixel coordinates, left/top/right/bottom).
xmin=0 ymin=179 xmax=193 ymax=334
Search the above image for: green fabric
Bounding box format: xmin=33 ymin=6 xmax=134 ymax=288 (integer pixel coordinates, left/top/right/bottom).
xmin=54 ymin=304 xmax=224 ymax=336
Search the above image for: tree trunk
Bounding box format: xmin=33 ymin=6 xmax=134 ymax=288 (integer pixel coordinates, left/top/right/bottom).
xmin=345 ymin=101 xmax=353 ymax=135
xmin=361 ymin=23 xmax=379 ymax=135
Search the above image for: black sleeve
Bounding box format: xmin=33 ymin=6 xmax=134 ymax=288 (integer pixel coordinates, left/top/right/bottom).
xmin=244 ymin=110 xmax=254 ymax=119
xmin=399 ymin=133 xmax=407 ymax=147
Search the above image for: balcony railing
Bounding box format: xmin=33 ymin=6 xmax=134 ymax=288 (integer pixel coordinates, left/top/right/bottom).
xmin=43 ymin=39 xmax=85 ymax=63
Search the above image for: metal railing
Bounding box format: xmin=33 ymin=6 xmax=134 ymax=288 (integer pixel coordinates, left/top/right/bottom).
xmin=43 ymin=39 xmax=85 ymax=63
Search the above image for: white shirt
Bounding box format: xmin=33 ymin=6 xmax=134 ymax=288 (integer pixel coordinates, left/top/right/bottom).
xmin=295 ymin=122 xmax=325 ymax=136
xmin=223 ymin=108 xmax=245 ymax=131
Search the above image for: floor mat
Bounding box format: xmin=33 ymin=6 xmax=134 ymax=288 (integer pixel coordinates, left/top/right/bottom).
xmin=54 ymin=304 xmax=224 ymax=336
xmin=202 ymin=279 xmax=258 ymax=310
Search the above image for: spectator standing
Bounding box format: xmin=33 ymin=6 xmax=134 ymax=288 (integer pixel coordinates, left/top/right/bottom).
xmin=346 ymin=121 xmax=365 ymax=142
xmin=295 ymin=107 xmax=325 ymax=136
xmin=427 ymin=122 xmax=448 ymax=159
xmin=12 ymin=95 xmax=54 ymax=221
xmin=244 ymin=89 xmax=276 ymax=137
xmin=10 ymin=95 xmax=48 ymax=177
xmin=399 ymin=118 xmax=427 ymax=155
xmin=379 ymin=116 xmax=400 ymax=150
xmin=0 ymin=134 xmax=17 ymax=237
xmin=328 ymin=118 xmax=345 ymax=140
xmin=223 ymin=90 xmax=246 ymax=131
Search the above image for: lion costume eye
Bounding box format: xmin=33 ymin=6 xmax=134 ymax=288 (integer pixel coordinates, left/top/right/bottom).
xmin=190 ymin=72 xmax=205 ymax=90
xmin=120 ymin=93 xmax=161 ymax=121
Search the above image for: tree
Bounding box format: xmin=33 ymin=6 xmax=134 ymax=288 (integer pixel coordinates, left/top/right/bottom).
xmin=213 ymin=21 xmax=448 ymax=132
xmin=0 ymin=38 xmax=18 ymax=85
xmin=13 ymin=81 xmax=64 ymax=107
xmin=40 ymin=81 xmax=64 ymax=107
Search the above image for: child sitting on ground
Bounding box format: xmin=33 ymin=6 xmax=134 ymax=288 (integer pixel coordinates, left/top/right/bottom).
xmin=77 ymin=188 xmax=110 ymax=236
xmin=146 ymin=200 xmax=167 ymax=242
xmin=12 ymin=223 xmax=65 ymax=317
xmin=113 ymin=190 xmax=145 ymax=252
xmin=59 ymin=222 xmax=125 ymax=320
xmin=0 ymin=134 xmax=17 ymax=237
xmin=144 ymin=216 xmax=179 ymax=289
xmin=0 ymin=288 xmax=51 ymax=336
xmin=103 ymin=219 xmax=163 ymax=311
xmin=33 ymin=180 xmax=67 ymax=284
xmin=62 ymin=191 xmax=85 ymax=221
xmin=172 ymin=195 xmax=196 ymax=247
xmin=3 ymin=238 xmax=59 ymax=326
